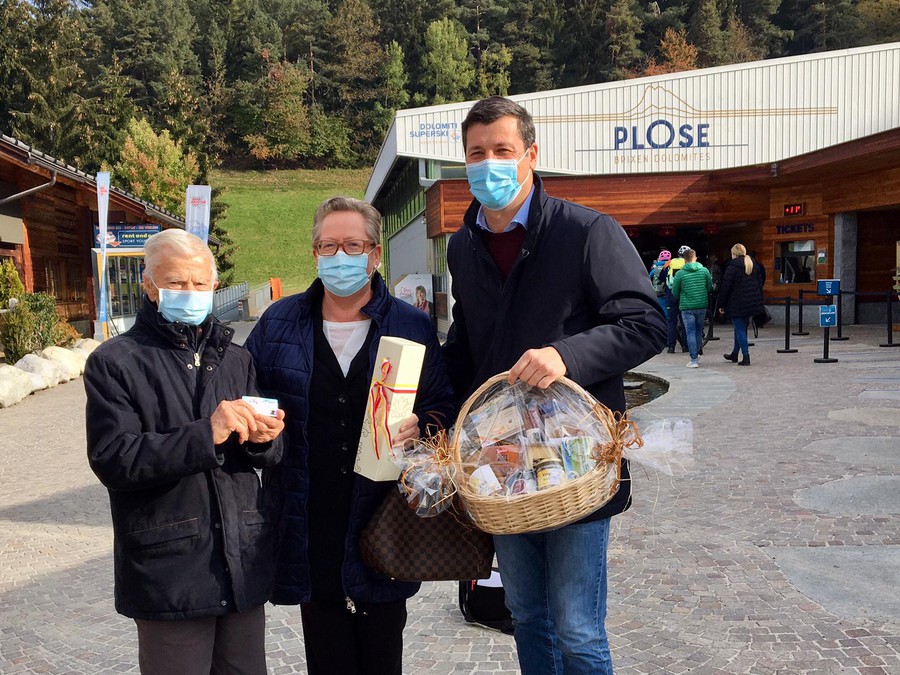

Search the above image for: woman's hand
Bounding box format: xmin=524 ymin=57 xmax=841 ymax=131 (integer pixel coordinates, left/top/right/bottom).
xmin=392 ymin=414 xmax=420 ymax=448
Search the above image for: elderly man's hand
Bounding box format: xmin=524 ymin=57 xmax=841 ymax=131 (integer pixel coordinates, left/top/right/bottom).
xmin=247 ymin=409 xmax=286 ymax=444
xmin=507 ymin=347 xmax=567 ymax=389
xmin=210 ymin=400 xmax=260 ymax=444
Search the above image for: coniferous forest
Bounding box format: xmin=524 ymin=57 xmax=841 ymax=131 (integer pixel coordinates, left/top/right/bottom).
xmin=2 ymin=0 xmax=898 ymax=176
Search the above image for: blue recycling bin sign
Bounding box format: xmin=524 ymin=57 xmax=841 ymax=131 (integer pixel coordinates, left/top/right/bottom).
xmin=819 ymin=304 xmax=837 ymax=327
xmin=818 ymin=279 xmax=840 ymax=296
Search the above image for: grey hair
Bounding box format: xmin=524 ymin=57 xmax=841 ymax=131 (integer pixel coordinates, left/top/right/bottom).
xmin=462 ymin=96 xmax=536 ymax=151
xmin=312 ymin=196 xmax=381 ymax=245
xmin=144 ymin=228 xmax=218 ymax=281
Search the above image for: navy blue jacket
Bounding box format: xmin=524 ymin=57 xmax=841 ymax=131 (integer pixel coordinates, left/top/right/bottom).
xmin=85 ymin=299 xmax=282 ymax=620
xmin=245 ymin=274 xmax=456 ymax=605
xmin=444 ymin=175 xmax=667 ymax=521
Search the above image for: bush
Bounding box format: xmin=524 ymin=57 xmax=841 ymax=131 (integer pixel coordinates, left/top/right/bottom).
xmin=0 ymin=302 xmax=40 ymax=364
xmin=0 ymin=259 xmax=25 ymax=308
xmin=0 ymin=292 xmax=78 ymax=363
xmin=22 ymin=293 xmax=61 ymax=349
xmin=54 ymin=318 xmax=81 ymax=346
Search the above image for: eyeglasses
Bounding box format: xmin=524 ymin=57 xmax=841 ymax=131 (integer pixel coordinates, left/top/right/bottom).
xmin=313 ymin=239 xmax=376 ymax=256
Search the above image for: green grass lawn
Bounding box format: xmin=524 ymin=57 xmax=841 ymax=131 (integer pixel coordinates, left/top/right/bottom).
xmin=210 ymin=168 xmax=370 ymax=294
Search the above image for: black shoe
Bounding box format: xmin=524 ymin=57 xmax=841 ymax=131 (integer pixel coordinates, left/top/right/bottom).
xmin=739 ymin=355 xmax=750 ymax=366
xmin=724 ymin=352 xmax=738 ymax=362
xmin=667 ymin=347 xmax=675 ymax=354
xmin=699 ymin=348 xmax=704 ymax=356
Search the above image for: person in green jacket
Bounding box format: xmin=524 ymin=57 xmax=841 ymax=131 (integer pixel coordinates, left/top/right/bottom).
xmin=672 ymin=248 xmax=712 ymax=368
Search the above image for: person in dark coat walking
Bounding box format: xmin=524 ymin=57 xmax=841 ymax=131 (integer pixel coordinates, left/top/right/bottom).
xmin=245 ymin=197 xmax=455 ymax=675
xmin=84 ymin=229 xmax=285 ymax=675
xmin=717 ymin=243 xmax=766 ymax=366
xmin=443 ymin=96 xmax=666 ymax=675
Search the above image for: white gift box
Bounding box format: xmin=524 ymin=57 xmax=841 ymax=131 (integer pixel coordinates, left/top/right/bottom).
xmin=354 ymin=336 xmax=425 ymax=481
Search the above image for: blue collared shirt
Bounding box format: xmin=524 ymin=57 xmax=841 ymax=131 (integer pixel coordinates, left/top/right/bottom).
xmin=475 ymin=186 xmax=536 ymax=233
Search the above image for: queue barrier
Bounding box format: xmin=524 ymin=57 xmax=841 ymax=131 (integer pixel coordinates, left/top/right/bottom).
xmin=787 ymin=289 xmax=900 ymax=349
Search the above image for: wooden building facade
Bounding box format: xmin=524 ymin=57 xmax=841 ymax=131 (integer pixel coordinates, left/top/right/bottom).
xmin=0 ymin=135 xmax=184 ymax=334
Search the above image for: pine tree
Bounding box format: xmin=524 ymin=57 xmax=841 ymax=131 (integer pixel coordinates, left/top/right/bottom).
xmin=777 ymin=0 xmax=859 ymax=54
xmin=372 ymin=41 xmax=410 ymax=136
xmin=239 ymin=60 xmax=313 ymax=162
xmin=85 ymin=0 xmax=202 ymax=128
xmin=475 ymin=44 xmax=512 ymax=98
xmin=722 ymin=16 xmax=764 ymax=64
xmin=606 ymin=0 xmax=644 ymax=78
xmin=81 ymin=55 xmax=137 ymax=172
xmin=9 ymin=0 xmax=92 ymax=164
xmin=558 ymin=0 xmax=611 ymax=86
xmin=729 ymin=0 xmax=790 ymax=57
xmin=421 ymin=18 xmax=475 ymax=104
xmin=501 ymin=0 xmax=566 ymax=92
xmin=0 ymin=0 xmax=32 ymax=132
xmin=688 ymin=0 xmax=727 ymax=66
xmin=321 ymin=0 xmax=384 ymax=160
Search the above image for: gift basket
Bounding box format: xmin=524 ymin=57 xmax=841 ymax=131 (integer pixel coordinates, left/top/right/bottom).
xmin=450 ymin=373 xmax=642 ymax=535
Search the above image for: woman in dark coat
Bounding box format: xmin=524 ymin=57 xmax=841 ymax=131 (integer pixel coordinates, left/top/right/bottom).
xmin=245 ymin=196 xmax=455 ymax=675
xmin=717 ymin=243 xmax=765 ymax=366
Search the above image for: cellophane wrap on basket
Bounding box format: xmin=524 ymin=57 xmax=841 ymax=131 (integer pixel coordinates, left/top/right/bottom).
xmin=624 ymin=410 xmax=696 ymax=475
xmin=450 ymin=374 xmax=696 ymax=535
xmin=392 ymin=431 xmax=457 ymax=518
xmin=454 ymin=379 xmax=623 ymax=500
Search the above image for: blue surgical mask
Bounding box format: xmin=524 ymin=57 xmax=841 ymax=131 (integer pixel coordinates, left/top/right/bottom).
xmin=149 ymin=277 xmax=214 ymax=325
xmin=318 ymin=251 xmax=372 ymax=297
xmin=465 ymin=152 xmax=529 ymax=211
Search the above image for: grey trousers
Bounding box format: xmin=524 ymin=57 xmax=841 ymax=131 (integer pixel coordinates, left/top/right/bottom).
xmin=134 ymin=604 xmax=267 ymax=675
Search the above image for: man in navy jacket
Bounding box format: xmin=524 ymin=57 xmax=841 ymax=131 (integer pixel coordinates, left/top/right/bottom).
xmin=444 ymin=96 xmax=666 ymax=674
xmin=85 ymin=229 xmax=284 ymax=674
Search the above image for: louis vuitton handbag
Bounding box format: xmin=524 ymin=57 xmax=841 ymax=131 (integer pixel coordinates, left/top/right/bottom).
xmin=359 ymin=487 xmax=494 ymax=582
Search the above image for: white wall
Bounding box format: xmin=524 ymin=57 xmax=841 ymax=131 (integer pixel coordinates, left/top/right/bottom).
xmin=387 ymin=215 xmax=428 ymax=291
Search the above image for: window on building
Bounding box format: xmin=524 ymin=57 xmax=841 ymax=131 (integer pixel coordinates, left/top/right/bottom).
xmin=777 ymin=240 xmax=816 ymax=284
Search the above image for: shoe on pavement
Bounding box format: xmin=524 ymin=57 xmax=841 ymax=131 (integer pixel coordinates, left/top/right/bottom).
xmin=724 ymin=352 xmax=738 ymax=362
xmin=667 ymin=347 xmax=675 ymax=354
xmin=686 ymin=361 xmax=699 ymax=368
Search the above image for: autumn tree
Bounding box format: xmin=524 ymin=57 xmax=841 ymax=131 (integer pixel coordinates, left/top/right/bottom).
xmin=109 ymin=117 xmax=200 ymax=215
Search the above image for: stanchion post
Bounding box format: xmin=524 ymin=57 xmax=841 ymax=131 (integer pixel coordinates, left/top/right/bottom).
xmin=793 ymin=289 xmax=809 ymax=336
xmin=880 ymin=290 xmax=900 ymax=348
xmin=831 ymin=290 xmax=849 ymax=341
xmin=814 ymin=326 xmax=838 ymax=363
xmin=707 ymin=304 xmax=719 ymax=342
xmin=778 ymin=296 xmax=797 ymax=353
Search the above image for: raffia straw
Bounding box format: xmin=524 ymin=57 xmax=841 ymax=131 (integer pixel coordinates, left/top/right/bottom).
xmin=591 ymin=404 xmax=644 ymax=496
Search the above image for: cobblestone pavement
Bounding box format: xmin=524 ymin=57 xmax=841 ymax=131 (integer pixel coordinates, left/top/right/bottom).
xmin=0 ymin=325 xmax=898 ymax=674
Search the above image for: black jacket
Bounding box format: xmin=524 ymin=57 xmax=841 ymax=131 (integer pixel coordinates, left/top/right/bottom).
xmin=718 ymin=256 xmax=765 ymax=319
xmin=84 ymin=298 xmax=282 ymax=620
xmin=443 ymin=175 xmax=667 ymax=520
xmin=245 ymin=275 xmax=456 ymax=605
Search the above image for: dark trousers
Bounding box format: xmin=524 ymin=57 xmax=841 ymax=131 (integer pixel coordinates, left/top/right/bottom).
xmin=134 ymin=604 xmax=266 ymax=675
xmin=665 ymin=295 xmax=686 ymax=349
xmin=300 ymin=599 xmax=407 ymax=675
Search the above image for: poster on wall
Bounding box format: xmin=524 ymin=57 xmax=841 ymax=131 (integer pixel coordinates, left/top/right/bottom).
xmin=393 ymin=273 xmax=433 ymax=316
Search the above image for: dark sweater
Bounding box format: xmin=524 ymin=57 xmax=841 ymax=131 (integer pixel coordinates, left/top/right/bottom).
xmin=484 ymin=226 xmax=527 ymax=281
xmin=307 ymin=313 xmax=375 ymax=602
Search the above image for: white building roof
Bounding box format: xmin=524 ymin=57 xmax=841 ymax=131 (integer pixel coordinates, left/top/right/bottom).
xmin=366 ymin=42 xmax=900 ymax=203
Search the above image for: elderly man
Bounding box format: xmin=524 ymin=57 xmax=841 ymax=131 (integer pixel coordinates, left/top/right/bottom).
xmin=84 ymin=228 xmax=284 ymax=675
xmin=444 ymin=96 xmax=666 ymax=674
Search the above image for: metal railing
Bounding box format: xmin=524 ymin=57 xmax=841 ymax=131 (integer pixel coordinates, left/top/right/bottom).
xmin=213 ymin=282 xmax=249 ymax=320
